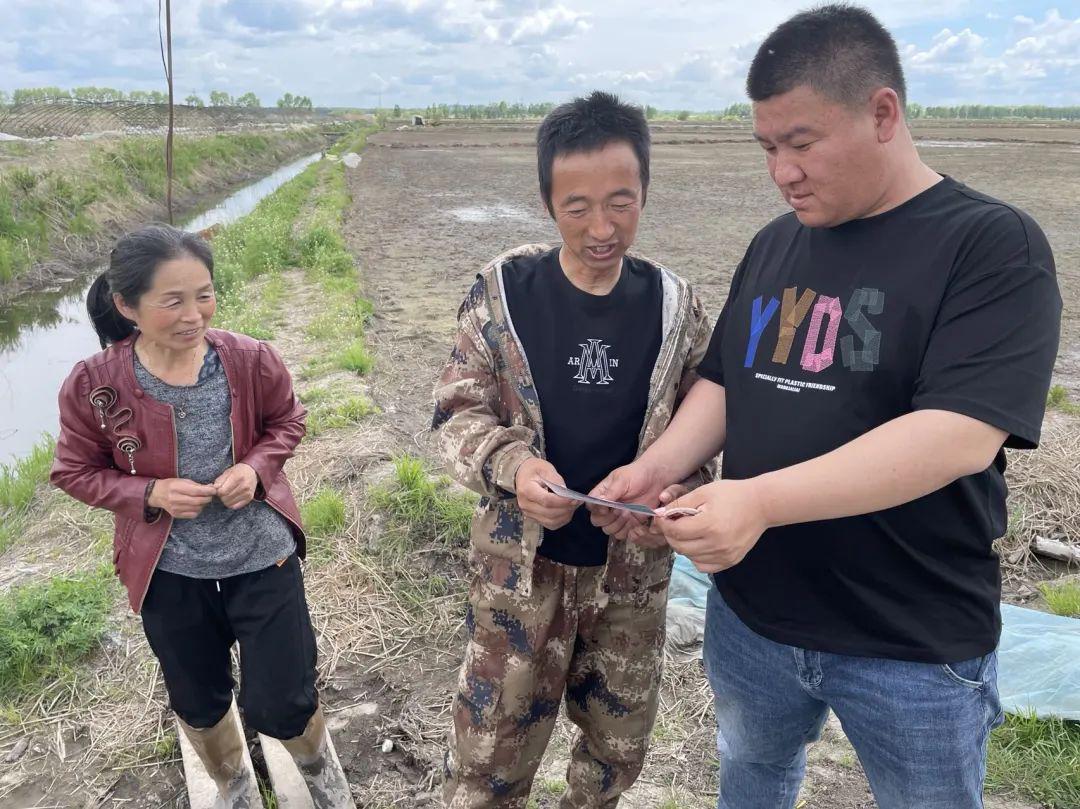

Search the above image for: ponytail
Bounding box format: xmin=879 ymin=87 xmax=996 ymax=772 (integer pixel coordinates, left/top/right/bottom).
xmin=87 ymin=223 xmax=214 ymax=349
xmin=86 ymin=272 xmax=135 ymax=349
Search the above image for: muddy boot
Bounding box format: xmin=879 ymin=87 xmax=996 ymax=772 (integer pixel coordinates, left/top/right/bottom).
xmin=177 ymin=711 xmax=261 ymax=809
xmin=279 ymin=705 xmax=355 ymax=809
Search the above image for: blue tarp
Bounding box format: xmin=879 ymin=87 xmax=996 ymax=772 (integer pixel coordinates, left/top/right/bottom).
xmin=667 ymin=555 xmax=1080 ymax=720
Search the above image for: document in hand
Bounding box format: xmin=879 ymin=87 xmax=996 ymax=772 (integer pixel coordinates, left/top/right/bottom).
xmin=539 ymin=479 xmax=700 ymax=518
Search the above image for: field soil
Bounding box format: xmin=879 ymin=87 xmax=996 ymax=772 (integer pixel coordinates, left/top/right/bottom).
xmin=0 ymin=120 xmax=1075 ymax=808
xmin=330 ymin=120 xmax=1078 ymax=806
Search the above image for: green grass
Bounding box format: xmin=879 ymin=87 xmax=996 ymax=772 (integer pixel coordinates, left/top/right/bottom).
xmin=0 ymin=129 xmax=322 ymax=286
xmin=300 ymin=488 xmax=347 ymax=564
xmin=0 ymin=435 xmax=54 ymax=513
xmin=294 ymin=155 xmax=376 ymax=381
xmin=1047 ymin=385 xmax=1080 ymax=416
xmin=371 ymin=456 xmax=475 ymax=549
xmin=301 ymin=488 xmax=346 ymax=536
xmin=539 ymin=779 xmax=567 ymax=796
xmin=988 ymin=713 xmax=1080 ymax=807
xmin=301 ymin=385 xmax=375 ymax=437
xmin=336 ymin=339 xmax=375 ymax=374
xmin=211 ymin=162 xmax=323 ymax=335
xmin=1039 ymin=581 xmax=1080 ymax=617
xmin=0 ymin=435 xmax=56 ymax=554
xmin=0 ymin=567 xmax=115 ymax=695
xmin=328 ymin=125 xmax=378 ymax=157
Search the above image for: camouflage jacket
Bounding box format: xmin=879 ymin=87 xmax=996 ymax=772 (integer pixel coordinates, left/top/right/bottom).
xmin=432 ymin=244 xmax=713 ymax=598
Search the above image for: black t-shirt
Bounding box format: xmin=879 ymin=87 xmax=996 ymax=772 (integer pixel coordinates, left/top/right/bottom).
xmin=697 ymin=176 xmax=1060 ymax=663
xmin=503 ymin=248 xmax=662 ymax=566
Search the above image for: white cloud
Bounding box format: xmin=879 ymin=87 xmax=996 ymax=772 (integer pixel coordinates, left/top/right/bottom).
xmin=2 ymin=1 xmax=1077 ymax=109
xmin=1005 ymin=9 xmax=1080 ymax=61
xmin=505 ymin=5 xmax=589 ymax=44
xmin=908 ymin=28 xmax=986 ymax=66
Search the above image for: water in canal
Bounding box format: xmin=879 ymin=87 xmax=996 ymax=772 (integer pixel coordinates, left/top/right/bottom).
xmin=0 ymin=152 xmax=322 ymax=464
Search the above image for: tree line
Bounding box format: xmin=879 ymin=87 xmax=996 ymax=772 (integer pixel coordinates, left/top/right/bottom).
xmin=0 ymin=87 xmax=313 ymax=109
xmin=3 ymin=90 xmax=1077 ymax=122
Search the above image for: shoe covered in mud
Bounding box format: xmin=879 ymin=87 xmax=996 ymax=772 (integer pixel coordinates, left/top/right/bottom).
xmin=176 ymin=710 xmax=262 ymax=809
xmin=280 ymin=705 xmax=356 ymax=809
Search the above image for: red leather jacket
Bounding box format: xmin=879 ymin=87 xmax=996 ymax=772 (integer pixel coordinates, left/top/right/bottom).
xmin=50 ymin=329 xmax=307 ymax=612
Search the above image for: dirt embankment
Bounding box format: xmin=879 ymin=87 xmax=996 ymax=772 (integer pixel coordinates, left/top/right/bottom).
xmin=0 ymin=127 xmax=328 ymax=303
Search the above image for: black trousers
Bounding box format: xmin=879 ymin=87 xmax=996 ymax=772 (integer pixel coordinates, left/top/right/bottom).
xmin=140 ymin=554 xmax=318 ymax=740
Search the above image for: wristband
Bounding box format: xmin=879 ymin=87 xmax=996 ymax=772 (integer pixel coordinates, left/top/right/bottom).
xmin=144 ymin=480 xmax=162 ymax=523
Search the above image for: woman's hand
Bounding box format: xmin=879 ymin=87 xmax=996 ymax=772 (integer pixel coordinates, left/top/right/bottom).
xmin=214 ymin=463 xmax=259 ymax=510
xmin=148 ymin=478 xmax=218 ymax=519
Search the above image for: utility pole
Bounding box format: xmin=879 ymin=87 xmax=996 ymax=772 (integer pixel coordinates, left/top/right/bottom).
xmin=164 ymin=0 xmax=175 ymax=224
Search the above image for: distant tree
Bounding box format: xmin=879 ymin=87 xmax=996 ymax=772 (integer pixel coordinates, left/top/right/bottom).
xmin=13 ymin=87 xmax=70 ymax=104
xmin=235 ymin=92 xmax=260 ymax=108
xmin=719 ymin=102 xmax=751 ymax=120
xmin=644 ymin=105 xmax=658 ymax=120
xmin=906 ymin=102 xmax=924 ymax=119
xmin=185 ymin=94 xmax=205 ymax=107
xmin=0 ymin=91 xmax=9 ymax=107
xmin=209 ymin=90 xmax=233 ymax=107
xmin=277 ymin=93 xmax=313 ymax=110
xmin=393 ymin=104 xmax=402 ymax=117
xmin=676 ymin=110 xmax=691 ymax=121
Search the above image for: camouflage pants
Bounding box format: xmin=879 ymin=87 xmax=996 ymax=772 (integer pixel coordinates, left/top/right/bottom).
xmin=443 ymin=555 xmax=668 ymax=808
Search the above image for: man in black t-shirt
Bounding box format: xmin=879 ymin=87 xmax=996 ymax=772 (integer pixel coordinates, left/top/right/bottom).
xmin=590 ymin=7 xmax=1061 ymax=809
xmin=433 ymin=93 xmax=713 ymax=807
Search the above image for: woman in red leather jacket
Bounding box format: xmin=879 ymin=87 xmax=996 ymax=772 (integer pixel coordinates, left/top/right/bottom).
xmin=51 ymin=224 xmax=353 ymax=809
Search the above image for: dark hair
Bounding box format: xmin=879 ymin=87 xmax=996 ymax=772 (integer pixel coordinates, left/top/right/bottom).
xmin=87 ymin=223 xmax=214 ymax=348
xmin=747 ymin=4 xmax=907 ymax=109
xmin=536 ymin=91 xmax=650 ymax=217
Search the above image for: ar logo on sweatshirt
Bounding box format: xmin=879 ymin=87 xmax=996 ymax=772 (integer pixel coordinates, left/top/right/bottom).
xmin=568 ymin=338 xmax=619 ymax=385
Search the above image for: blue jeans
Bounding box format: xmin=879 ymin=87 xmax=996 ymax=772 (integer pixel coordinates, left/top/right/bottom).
xmin=703 ymin=586 xmax=1003 ymax=809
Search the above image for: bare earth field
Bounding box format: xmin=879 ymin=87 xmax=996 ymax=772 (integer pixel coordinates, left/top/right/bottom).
xmin=336 ymin=120 xmax=1078 ymax=807
xmin=0 ymin=120 xmax=1075 ymax=808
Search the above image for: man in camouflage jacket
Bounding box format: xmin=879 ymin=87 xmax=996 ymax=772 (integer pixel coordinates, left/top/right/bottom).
xmin=432 ymin=93 xmax=712 ymax=809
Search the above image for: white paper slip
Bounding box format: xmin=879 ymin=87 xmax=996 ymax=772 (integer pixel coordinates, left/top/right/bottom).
xmin=539 ymin=479 xmax=700 ymax=518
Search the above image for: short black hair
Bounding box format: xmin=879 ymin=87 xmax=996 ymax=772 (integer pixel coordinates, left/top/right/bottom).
xmin=747 ymin=4 xmax=906 ymax=109
xmin=536 ymin=91 xmax=650 ymax=217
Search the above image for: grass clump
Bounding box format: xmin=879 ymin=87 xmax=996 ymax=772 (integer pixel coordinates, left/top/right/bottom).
xmin=988 ymin=712 xmax=1080 ymax=807
xmin=300 ymin=488 xmax=347 ymax=564
xmin=540 ymin=779 xmax=567 ymax=796
xmin=0 ymin=567 xmax=115 ymax=695
xmin=336 ymin=339 xmax=375 ymax=375
xmin=1046 ymin=385 xmax=1080 ymax=416
xmin=301 ymin=488 xmax=346 ymax=536
xmin=0 ymin=435 xmax=56 ymax=554
xmin=302 ymin=386 xmax=375 ymax=437
xmin=1039 ymin=581 xmax=1080 ymax=617
xmin=371 ymin=456 xmax=475 ymax=548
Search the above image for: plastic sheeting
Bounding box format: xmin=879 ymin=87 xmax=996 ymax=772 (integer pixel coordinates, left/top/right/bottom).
xmin=665 ymin=555 xmax=1080 ymax=720
xmin=998 ymin=603 xmax=1080 ymax=720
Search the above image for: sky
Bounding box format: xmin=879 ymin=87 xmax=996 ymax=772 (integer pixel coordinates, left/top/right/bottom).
xmin=2 ymin=1 xmax=1078 ymax=110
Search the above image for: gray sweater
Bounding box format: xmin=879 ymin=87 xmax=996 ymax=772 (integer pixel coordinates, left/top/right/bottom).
xmin=135 ymin=346 xmax=296 ymax=579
